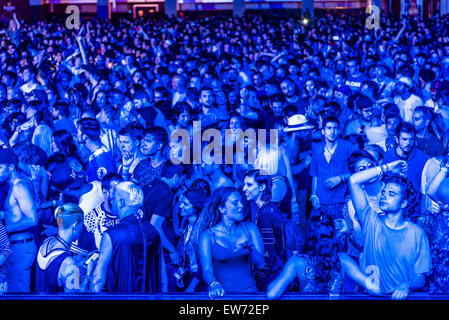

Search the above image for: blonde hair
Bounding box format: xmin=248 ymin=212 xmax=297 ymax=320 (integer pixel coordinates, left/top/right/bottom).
xmin=54 ymin=203 xmax=84 ymax=229
xmin=115 ymin=181 xmax=144 ymax=208
xmin=254 ymin=144 xmax=286 ymax=176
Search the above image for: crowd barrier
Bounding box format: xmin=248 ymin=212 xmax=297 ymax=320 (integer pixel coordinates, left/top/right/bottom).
xmin=0 ymin=292 xmax=448 ymax=300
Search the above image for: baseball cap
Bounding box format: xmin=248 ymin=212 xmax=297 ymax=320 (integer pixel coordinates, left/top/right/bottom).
xmin=356 ymin=96 xmax=373 ymax=110
xmin=49 ymin=162 xmax=86 ymax=191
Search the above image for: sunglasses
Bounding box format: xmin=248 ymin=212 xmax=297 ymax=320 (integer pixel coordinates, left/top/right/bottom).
xmin=356 ymin=162 xmax=376 ymax=172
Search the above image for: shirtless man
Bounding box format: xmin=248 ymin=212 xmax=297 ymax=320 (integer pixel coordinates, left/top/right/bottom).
xmin=0 ymin=148 xmax=38 ymax=292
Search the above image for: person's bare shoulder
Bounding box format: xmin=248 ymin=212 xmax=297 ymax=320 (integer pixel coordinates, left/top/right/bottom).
xmin=12 ymin=177 xmax=33 ymax=196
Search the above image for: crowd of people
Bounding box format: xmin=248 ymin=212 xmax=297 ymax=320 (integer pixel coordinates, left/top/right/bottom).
xmin=1 ymin=7 xmax=449 ymax=300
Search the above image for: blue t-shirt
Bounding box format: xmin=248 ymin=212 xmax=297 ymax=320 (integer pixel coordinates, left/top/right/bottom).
xmin=360 ymin=206 xmax=431 ymax=294
xmin=86 ymin=146 xmax=116 ymax=182
xmin=309 ymin=139 xmax=357 ymax=205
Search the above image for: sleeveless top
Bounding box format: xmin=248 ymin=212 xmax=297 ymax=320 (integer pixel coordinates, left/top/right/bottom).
xmin=36 ymin=238 xmax=70 ymax=293
xmin=272 ymin=176 xmax=293 ymax=219
xmin=209 ymin=223 xmax=258 ymax=293
xmin=106 ymin=215 xmax=161 ymax=293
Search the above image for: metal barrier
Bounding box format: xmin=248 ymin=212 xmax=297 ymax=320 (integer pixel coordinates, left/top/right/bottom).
xmin=0 ymin=292 xmax=448 ymax=300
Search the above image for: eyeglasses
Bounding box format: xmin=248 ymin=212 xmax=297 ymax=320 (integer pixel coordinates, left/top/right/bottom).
xmin=356 ymin=162 xmax=376 ymax=172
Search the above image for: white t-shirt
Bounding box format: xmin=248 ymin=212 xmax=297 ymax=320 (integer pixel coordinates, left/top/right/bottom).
xmin=79 ymin=181 xmax=104 ymax=215
xmin=394 ymin=94 xmax=423 ymax=123
xmin=421 ymin=157 xmax=442 ymax=214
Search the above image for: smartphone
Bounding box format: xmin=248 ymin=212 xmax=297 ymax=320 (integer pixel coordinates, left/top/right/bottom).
xmin=84 ymin=252 xmax=99 ymax=265
xmin=332 ymin=35 xmax=340 ymax=41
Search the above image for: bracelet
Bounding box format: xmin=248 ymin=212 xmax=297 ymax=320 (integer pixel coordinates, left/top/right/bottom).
xmin=209 ymin=281 xmax=221 ymax=289
xmin=310 ymin=195 xmax=318 ymax=201
xmin=376 ymin=166 xmax=383 ymax=179
xmin=441 ymin=166 xmax=448 ymax=174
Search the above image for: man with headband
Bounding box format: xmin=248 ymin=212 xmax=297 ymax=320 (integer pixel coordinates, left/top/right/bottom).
xmin=0 ymin=148 xmax=37 ymax=293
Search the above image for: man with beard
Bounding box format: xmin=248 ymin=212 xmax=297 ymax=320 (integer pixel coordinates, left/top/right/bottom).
xmin=268 ymin=93 xmax=288 ymax=130
xmin=349 ymin=162 xmax=431 ymax=300
xmin=412 ymin=106 xmax=443 ymax=158
xmin=198 ymin=87 xmax=219 ymax=129
xmin=344 ymin=95 xmax=381 ymax=138
xmin=393 ymin=77 xmax=423 ymax=123
xmin=279 ymin=78 xmax=307 ymax=115
xmin=383 ymin=122 xmax=429 ymax=217
xmin=252 ymin=72 xmax=265 ymax=98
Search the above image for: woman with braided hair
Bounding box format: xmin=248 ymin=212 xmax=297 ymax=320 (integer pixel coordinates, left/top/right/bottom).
xmin=36 ymin=203 xmax=84 ymax=293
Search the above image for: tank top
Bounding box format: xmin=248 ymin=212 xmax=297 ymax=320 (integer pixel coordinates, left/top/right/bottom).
xmin=209 ymin=223 xmax=258 ymax=293
xmin=36 ymin=240 xmax=69 ymax=293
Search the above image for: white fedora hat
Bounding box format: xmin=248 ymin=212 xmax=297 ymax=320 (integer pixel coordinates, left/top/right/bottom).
xmin=283 ymin=114 xmax=315 ymax=132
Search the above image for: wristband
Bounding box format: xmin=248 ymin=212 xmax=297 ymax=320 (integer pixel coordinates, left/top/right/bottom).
xmin=209 ymin=281 xmax=221 ymax=289
xmin=376 ymin=166 xmax=383 ymax=179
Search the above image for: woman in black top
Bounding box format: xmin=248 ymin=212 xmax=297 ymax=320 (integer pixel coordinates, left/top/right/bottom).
xmin=242 ymin=170 xmax=286 ymax=291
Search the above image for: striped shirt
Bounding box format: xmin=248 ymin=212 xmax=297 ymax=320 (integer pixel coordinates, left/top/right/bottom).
xmin=0 ymin=222 xmax=11 ymax=281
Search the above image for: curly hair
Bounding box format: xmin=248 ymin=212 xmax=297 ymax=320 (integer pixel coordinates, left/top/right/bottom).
xmin=381 ymin=173 xmax=418 ymax=218
xmin=304 ymin=212 xmax=343 ymax=290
